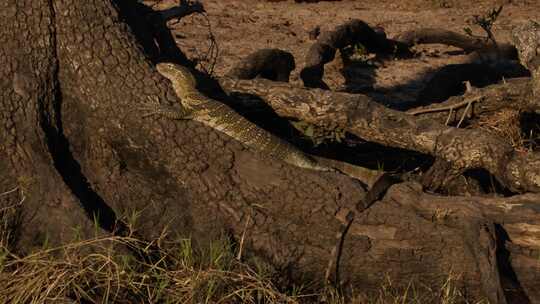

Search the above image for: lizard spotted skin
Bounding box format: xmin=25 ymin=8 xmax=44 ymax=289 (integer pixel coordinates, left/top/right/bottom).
xmin=146 ymin=62 xmax=396 ymax=196
xmin=151 ymin=62 xmax=330 ymax=171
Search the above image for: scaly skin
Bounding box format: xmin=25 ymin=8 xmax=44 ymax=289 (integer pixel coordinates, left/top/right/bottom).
xmin=147 ymin=62 xmax=395 ymax=193
xmin=152 ymin=62 xmax=330 ymax=171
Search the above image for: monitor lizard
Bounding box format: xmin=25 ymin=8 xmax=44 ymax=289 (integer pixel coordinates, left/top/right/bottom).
xmin=142 ymin=62 xmax=397 ymax=208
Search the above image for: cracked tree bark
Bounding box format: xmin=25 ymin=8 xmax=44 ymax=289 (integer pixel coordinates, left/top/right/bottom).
xmin=1 ymin=1 xmax=539 ymax=303
xmin=218 ymin=76 xmax=540 ymax=193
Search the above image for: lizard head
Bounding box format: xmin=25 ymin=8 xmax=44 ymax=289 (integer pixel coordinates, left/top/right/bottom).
xmin=156 ymin=62 xmax=197 ymax=89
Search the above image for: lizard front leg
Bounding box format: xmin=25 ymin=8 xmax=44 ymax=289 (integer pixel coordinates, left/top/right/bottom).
xmin=140 ymin=103 xmax=194 ymax=120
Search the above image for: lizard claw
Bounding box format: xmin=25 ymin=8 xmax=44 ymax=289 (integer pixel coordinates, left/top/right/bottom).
xmin=139 ymin=103 xmax=191 ymax=120
xmin=138 ymin=104 xmax=161 ymax=118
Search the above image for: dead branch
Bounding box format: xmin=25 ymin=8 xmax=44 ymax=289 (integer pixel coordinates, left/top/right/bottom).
xmin=226 ymin=49 xmax=296 ymax=82
xmin=396 ymin=28 xmax=488 ymax=51
xmin=218 ymin=76 xmax=540 ymax=193
xmin=408 ymin=92 xmax=484 ymax=116
xmin=409 ymin=77 xmax=538 ymax=123
xmin=386 ymin=182 xmax=540 ymax=302
xmin=300 ymin=19 xmax=411 ymax=89
xmin=413 ymin=63 xmax=529 ymax=108
xmin=512 ymin=20 xmax=540 ymax=97
xmin=395 ymin=27 xmax=517 ymax=57
xmin=156 ymin=0 xmax=205 ymax=23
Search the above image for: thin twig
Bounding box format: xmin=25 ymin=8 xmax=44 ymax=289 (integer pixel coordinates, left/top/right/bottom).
xmin=445 ymin=108 xmax=453 ymax=125
xmin=200 ymin=11 xmax=219 ymax=75
xmin=455 ymin=81 xmax=475 ymax=127
xmin=0 ymin=187 xmax=25 ymax=212
xmin=464 ymin=80 xmax=473 ymax=93
xmin=456 ymin=98 xmax=473 ymax=128
xmin=189 ymin=11 xmax=219 ymax=75
xmin=236 ymin=213 xmax=251 ymax=261
xmin=325 ymin=209 xmax=354 ymax=285
xmin=0 ymin=187 xmax=19 ymax=197
xmin=407 ymin=96 xmax=482 ymax=116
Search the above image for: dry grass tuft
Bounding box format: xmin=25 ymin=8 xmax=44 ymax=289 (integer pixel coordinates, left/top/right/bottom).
xmin=476 ymin=108 xmax=526 ymax=151
xmin=0 ymin=187 xmax=481 ymax=304
xmin=0 ymin=235 xmax=303 ymax=303
xmin=0 ymin=234 xmax=482 ymax=303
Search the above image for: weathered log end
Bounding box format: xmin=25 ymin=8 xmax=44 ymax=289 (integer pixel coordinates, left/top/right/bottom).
xmin=512 ymin=20 xmax=540 ymax=98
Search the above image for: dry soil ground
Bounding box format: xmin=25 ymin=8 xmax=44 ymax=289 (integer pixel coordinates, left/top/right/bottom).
xmin=151 ymin=0 xmax=540 ymax=105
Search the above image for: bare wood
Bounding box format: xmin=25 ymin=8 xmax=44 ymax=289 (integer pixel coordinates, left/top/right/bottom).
xmin=386 ymin=182 xmax=540 ymax=302
xmin=394 ymin=27 xmax=517 ymax=57
xmin=218 ymin=76 xmax=540 ymax=193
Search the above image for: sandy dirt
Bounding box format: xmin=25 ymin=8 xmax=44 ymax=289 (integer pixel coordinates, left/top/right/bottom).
xmin=151 ymin=0 xmax=539 ymax=103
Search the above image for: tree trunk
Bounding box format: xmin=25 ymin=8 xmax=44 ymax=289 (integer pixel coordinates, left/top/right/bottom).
xmin=1 ymin=1 xmax=539 ymax=303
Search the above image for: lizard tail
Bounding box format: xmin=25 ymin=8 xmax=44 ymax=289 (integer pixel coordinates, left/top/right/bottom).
xmin=313 ymin=156 xmax=382 ymax=186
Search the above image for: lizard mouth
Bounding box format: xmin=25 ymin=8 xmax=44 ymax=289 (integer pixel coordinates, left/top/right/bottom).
xmin=156 ymin=63 xmax=198 ymax=88
xmin=156 ymin=62 xmax=175 ymax=78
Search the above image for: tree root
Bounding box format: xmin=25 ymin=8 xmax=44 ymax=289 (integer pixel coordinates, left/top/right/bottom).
xmin=226 ymin=49 xmax=295 ymax=82
xmin=300 ymin=19 xmax=411 ymax=89
xmin=219 ymin=76 xmax=540 ymax=193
